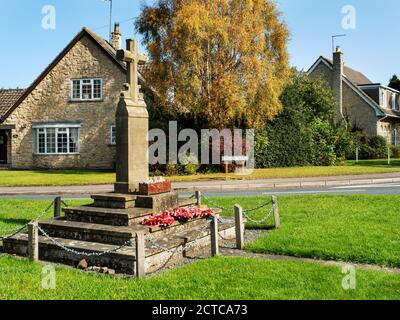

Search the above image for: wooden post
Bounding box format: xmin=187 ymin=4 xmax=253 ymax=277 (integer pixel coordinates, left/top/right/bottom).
xmin=272 ymin=196 xmax=280 ymax=229
xmin=135 ymin=231 xmax=146 ymax=278
xmin=234 ymin=205 xmax=244 ymax=249
xmin=54 ymin=197 xmax=61 ymax=218
xmin=195 ymin=190 xmax=201 ymax=206
xmin=225 ymin=161 xmax=229 ymax=180
xmin=210 ymin=214 xmax=219 ymax=256
xmin=28 ymin=222 xmax=39 ymax=262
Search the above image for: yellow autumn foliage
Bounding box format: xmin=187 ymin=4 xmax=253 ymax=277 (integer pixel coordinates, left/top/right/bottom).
xmin=136 ymin=0 xmax=290 ymax=129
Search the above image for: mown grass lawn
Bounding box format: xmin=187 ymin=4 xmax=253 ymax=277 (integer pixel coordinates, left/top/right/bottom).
xmin=0 ymin=255 xmax=399 ymax=300
xmin=0 ymin=197 xmax=399 ymax=300
xmin=0 ymin=199 xmax=90 ymax=233
xmin=0 ymin=159 xmax=400 ymax=187
xmin=203 ymin=195 xmax=400 ymax=268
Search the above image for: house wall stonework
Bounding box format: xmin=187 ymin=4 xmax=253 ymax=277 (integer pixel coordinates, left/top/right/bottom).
xmin=309 ymin=62 xmax=378 ymax=137
xmin=342 ymin=82 xmax=378 ymax=137
xmin=308 ymin=62 xmax=333 ymax=87
xmin=3 ymin=35 xmax=125 ymax=169
xmin=377 ymin=120 xmax=392 ymax=143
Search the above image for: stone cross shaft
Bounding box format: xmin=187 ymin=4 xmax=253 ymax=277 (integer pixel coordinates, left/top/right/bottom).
xmin=117 ymin=39 xmax=147 ymax=102
xmin=114 ymin=38 xmax=149 ymax=194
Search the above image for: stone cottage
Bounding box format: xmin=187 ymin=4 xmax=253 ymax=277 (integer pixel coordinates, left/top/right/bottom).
xmin=308 ymin=47 xmax=400 ymax=145
xmin=0 ymin=24 xmax=149 ymax=169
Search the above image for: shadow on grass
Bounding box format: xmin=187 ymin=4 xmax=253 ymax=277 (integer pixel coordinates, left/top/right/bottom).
xmin=0 ymin=217 xmax=30 ymax=225
xmin=245 ymin=224 xmax=275 ymax=231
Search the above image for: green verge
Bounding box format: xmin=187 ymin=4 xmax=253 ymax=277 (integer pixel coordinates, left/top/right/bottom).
xmin=0 ymin=198 xmax=399 ymax=300
xmin=0 ymin=159 xmax=400 ymax=186
xmin=203 ymin=195 xmax=400 ymax=268
xmin=0 ymin=255 xmax=399 ymax=300
xmin=0 ymin=199 xmax=91 ymax=232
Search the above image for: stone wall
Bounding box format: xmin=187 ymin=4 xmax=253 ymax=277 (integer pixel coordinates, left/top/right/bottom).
xmin=3 ymin=35 xmax=126 ymax=169
xmin=308 ymin=62 xmax=333 ymax=87
xmin=309 ymin=62 xmax=378 ymax=137
xmin=342 ymin=82 xmax=378 ymax=137
xmin=377 ymin=118 xmax=400 ymax=145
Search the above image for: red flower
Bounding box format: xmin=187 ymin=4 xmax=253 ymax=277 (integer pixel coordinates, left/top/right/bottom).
xmin=141 ymin=207 xmax=214 ymax=227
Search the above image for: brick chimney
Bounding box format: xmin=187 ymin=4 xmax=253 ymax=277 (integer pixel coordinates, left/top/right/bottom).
xmin=111 ymin=23 xmax=122 ymax=50
xmin=332 ymin=46 xmax=344 ymax=122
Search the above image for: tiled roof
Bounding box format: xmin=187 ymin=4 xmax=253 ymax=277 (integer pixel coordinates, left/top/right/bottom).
xmin=0 ymin=89 xmax=25 ymax=119
xmin=0 ymin=27 xmax=148 ymax=122
xmin=84 ymin=28 xmax=145 ymax=82
xmin=321 ymin=57 xmax=373 ymax=85
xmin=309 ymin=56 xmax=399 ymax=119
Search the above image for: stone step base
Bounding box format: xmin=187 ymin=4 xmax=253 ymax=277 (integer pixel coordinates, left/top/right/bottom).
xmin=3 ymin=233 xmax=137 ymax=274
xmin=63 ymin=205 xmax=153 ymax=226
xmin=3 ymin=220 xmax=236 ymax=275
xmin=38 ymin=219 xmax=148 ymax=246
xmin=63 ymin=197 xmax=197 ymax=227
xmin=38 ymin=215 xmax=214 ymax=246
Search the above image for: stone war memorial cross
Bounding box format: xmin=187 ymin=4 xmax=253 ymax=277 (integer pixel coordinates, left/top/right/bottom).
xmin=2 ymin=40 xmax=238 ymax=276
xmin=114 ymin=39 xmax=149 ymax=194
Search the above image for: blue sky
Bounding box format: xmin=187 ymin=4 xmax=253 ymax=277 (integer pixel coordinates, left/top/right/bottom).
xmin=0 ymin=0 xmax=399 ymax=88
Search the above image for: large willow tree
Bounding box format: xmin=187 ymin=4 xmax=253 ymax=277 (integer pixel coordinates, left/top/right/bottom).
xmin=135 ymin=0 xmax=290 ymax=129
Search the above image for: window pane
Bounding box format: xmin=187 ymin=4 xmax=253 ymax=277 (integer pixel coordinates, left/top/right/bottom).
xmin=47 ymin=128 xmax=56 ymax=153
xmin=111 ymin=126 xmax=116 ymax=144
xmin=93 ymin=79 xmax=102 ymax=99
xmin=72 ymin=80 xmax=81 ymax=99
xmin=38 ymin=130 xmax=46 ymax=154
xmin=82 ymin=80 xmax=92 ymax=100
xmin=69 ymin=128 xmax=79 ymax=153
xmin=57 ymin=129 xmax=68 ymax=153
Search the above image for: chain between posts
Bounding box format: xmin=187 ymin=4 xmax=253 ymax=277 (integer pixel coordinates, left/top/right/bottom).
xmin=243 ymin=207 xmax=274 ymax=225
xmin=61 ymin=200 xmax=70 ymax=208
xmin=36 ymin=224 xmax=133 ymax=257
xmin=201 ymin=194 xmax=274 ymax=225
xmin=146 ymin=219 xmax=212 ymax=256
xmin=0 ymin=202 xmax=54 ymax=240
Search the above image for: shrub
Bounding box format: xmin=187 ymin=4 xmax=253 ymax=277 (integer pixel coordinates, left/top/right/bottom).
xmin=178 ymin=153 xmax=200 ymax=175
xmin=254 ymin=71 xmax=337 ymax=168
xmin=360 ymin=136 xmax=388 ymax=159
xmin=165 ymin=163 xmax=180 ymax=176
xmin=310 ymin=119 xmax=336 ymax=166
xmin=333 ymin=123 xmax=357 ymax=160
xmin=390 ymin=146 xmax=400 ymax=158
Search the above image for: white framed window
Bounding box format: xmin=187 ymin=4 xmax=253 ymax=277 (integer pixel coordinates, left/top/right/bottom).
xmin=71 ymin=78 xmax=102 ymax=101
xmin=392 ymin=94 xmax=396 ymax=110
xmin=33 ymin=124 xmax=80 ymax=155
xmin=110 ymin=125 xmax=116 ymax=145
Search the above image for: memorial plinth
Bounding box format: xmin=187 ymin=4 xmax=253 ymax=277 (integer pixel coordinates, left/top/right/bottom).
xmin=2 ymin=38 xmax=236 ymax=275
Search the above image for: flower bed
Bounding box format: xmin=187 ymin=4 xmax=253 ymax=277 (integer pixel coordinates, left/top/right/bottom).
xmin=141 ymin=207 xmax=214 ymax=227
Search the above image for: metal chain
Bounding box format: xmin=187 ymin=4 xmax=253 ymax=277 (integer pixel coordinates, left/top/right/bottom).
xmin=61 ymin=200 xmax=69 ymax=208
xmin=0 ymin=202 xmax=54 ymax=239
xmin=146 ymin=219 xmax=211 ymax=255
xmin=201 ymin=195 xmax=231 ymax=211
xmin=243 ymin=207 xmax=274 ymax=224
xmin=0 ymin=226 xmax=29 ymax=241
xmin=243 ymin=200 xmax=272 ymax=214
xmin=37 ymin=225 xmax=133 ymax=257
xmin=202 ymin=195 xmax=272 ymax=214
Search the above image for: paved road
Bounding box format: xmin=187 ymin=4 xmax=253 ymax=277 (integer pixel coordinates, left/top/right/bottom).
xmin=2 ymin=182 xmax=400 ymax=200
